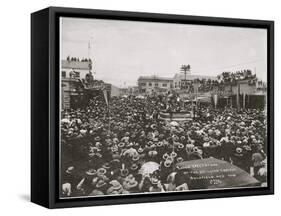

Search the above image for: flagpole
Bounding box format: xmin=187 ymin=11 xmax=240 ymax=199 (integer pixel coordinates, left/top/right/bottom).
xmin=108 ymin=102 xmax=110 ymax=134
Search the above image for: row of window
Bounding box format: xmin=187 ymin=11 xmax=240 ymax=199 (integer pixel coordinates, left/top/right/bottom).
xmin=61 ymin=71 xmax=80 ymax=78
xmin=140 ymin=81 xmax=191 ymax=88
xmin=140 ymin=82 xmax=170 ymax=87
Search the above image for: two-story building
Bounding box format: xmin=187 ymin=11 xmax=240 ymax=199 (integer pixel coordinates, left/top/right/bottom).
xmin=61 ymin=59 xmax=92 ymax=79
xmin=173 ymin=73 xmax=217 ymax=90
xmin=138 ymin=75 xmax=173 ymax=94
xmin=61 ymin=59 xmax=92 ymax=110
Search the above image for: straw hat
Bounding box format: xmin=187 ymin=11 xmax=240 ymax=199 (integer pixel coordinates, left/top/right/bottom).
xmin=148 ymin=150 xmax=158 ymax=157
xmin=118 ymin=142 xmax=125 ymax=148
xmin=86 ymin=168 xmax=97 ymax=176
xmin=164 ymin=159 xmax=173 ymax=168
xmin=171 ymin=151 xmax=177 ymax=158
xmin=123 ymin=179 xmax=138 ymax=190
xmin=112 ymin=152 xmax=121 ymax=160
xmin=120 ymin=168 xmax=129 ymax=177
xmin=137 ymin=147 xmax=144 ymax=153
xmin=89 ymin=189 xmax=104 ymax=196
xmin=94 ymin=136 xmax=101 ymax=141
xmin=176 ymin=157 xmax=184 ymax=163
xmin=97 ymin=167 xmax=107 ymax=176
xmin=66 ymin=166 xmax=74 ymax=174
xmin=151 ymin=177 xmax=159 ymax=185
xmin=163 ymin=153 xmax=169 ymax=160
xmin=108 ymin=180 xmax=123 ymax=192
xmin=157 ymin=142 xmax=163 ymax=147
xmin=96 ymin=179 xmax=107 ymax=189
xmin=102 ymin=163 xmax=111 ymax=170
xmin=95 ymin=141 xmax=102 ymax=148
xmin=132 ymin=154 xmax=140 ymax=161
xmin=177 ymin=143 xmax=184 ymax=149
xmin=236 ymin=147 xmax=243 ymax=154
xmin=130 ymin=163 xmax=139 ymax=171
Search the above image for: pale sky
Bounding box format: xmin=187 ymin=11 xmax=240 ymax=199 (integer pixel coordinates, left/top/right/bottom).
xmin=60 ymin=17 xmax=267 ymax=87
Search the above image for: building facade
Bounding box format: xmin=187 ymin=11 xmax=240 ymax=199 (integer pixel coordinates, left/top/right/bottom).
xmin=173 ymin=73 xmax=217 ymax=90
xmin=138 ymin=76 xmax=173 ymax=94
xmin=61 ymin=59 xmax=122 ymax=109
xmin=61 ymin=59 xmax=91 ymax=110
xmin=61 ymin=59 xmax=92 ymax=79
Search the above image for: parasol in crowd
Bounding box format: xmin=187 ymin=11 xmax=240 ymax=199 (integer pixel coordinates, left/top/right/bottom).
xmin=136 ymin=95 xmax=145 ymax=99
xmin=170 ymin=121 xmax=179 ymax=127
xmin=61 ymin=118 xmax=70 ymax=124
xmin=138 ymin=161 xmax=160 ymax=176
xmin=196 ymin=96 xmax=211 ymax=103
xmin=176 ymin=157 xmax=259 ymax=190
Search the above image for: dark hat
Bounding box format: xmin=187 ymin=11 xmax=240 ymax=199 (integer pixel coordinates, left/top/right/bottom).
xmin=120 ymin=164 xmax=129 ymax=177
xmin=151 ymin=177 xmax=159 ymax=185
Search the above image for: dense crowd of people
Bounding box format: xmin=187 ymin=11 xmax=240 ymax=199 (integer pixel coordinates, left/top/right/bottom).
xmin=60 ymin=93 xmax=267 ymax=197
xmin=217 ymin=70 xmax=257 ymax=84
xmin=180 ymin=70 xmax=258 ymax=94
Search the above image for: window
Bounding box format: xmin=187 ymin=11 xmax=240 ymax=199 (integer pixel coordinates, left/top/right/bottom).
xmin=140 ymin=82 xmax=146 ymax=86
xmin=75 ymin=72 xmax=80 ymax=78
xmin=62 ymin=71 xmax=66 ymax=78
xmin=149 ymin=83 xmax=152 ymax=87
xmin=162 ymin=83 xmax=167 ymax=87
xmin=155 ymin=83 xmax=158 ymax=87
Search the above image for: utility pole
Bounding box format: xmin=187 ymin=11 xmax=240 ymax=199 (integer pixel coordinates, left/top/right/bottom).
xmin=236 ymin=82 xmax=240 ymax=110
xmin=180 ymin=64 xmax=191 ymax=89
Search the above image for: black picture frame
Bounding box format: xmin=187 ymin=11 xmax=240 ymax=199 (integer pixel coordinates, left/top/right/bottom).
xmin=31 ymin=6 xmax=274 ymax=208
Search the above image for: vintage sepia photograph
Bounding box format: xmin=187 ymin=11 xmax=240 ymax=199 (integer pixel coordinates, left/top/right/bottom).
xmin=59 ymin=17 xmax=268 ymax=198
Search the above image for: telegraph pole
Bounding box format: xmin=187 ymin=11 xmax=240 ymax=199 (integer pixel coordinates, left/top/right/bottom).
xmin=180 ymin=64 xmax=191 ymax=89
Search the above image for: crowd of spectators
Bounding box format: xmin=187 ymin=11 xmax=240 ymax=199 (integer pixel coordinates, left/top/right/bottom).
xmin=217 ymin=69 xmax=257 ymax=84
xmin=60 ymin=93 xmax=267 ymax=197
xmin=66 ymin=56 xmax=92 ymax=62
xmin=179 ymin=69 xmax=257 ymax=94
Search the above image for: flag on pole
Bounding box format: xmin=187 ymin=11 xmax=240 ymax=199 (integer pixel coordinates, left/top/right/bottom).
xmin=213 ymin=94 xmax=218 ymax=109
xmin=103 ymin=89 xmax=109 ymax=106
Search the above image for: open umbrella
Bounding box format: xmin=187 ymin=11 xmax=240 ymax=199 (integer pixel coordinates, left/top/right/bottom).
xmin=197 ymin=96 xmax=211 ymax=103
xmin=61 ymin=118 xmax=70 ymax=124
xmin=170 ymin=121 xmax=179 ymax=127
xmin=176 ymin=157 xmax=259 ymax=190
xmin=136 ymin=95 xmax=145 ymax=99
xmin=138 ymin=161 xmax=160 ymax=176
